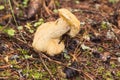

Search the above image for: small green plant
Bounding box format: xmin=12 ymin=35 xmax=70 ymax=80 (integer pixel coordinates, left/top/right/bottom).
xmin=4 ymin=28 xmax=16 ymax=36
xmin=110 ymin=62 xmax=116 ymax=68
xmin=0 ymin=5 xmax=4 ymax=10
xmin=18 ymin=49 xmax=29 ymax=55
xmin=62 ymin=50 xmax=70 ymax=59
xmin=98 ymin=47 xmax=104 ymax=52
xmin=1 ymin=70 xmax=11 ymax=77
xmin=17 ymin=26 xmax=23 ymax=30
xmin=86 ymin=61 xmax=92 ymax=66
xmin=22 ymin=69 xmax=43 ymax=79
xmin=103 ymin=71 xmax=113 ymax=79
xmin=6 ymin=28 xmax=15 ymax=36
xmin=33 ymin=72 xmax=43 ymax=79
xmin=10 ymin=59 xmax=17 ymax=65
xmin=97 ymin=66 xmax=104 ymax=74
xmin=116 ymin=71 xmax=120 ymax=77
xmin=63 ymin=53 xmax=70 ymax=59
xmin=22 ymin=0 xmax=29 ymax=7
xmin=109 ymin=0 xmax=119 ymax=4
xmin=25 ymin=22 xmax=34 ymax=33
xmin=81 ymin=44 xmax=91 ymax=50
xmin=0 ymin=26 xmax=15 ymax=36
xmin=0 ymin=25 xmax=3 ymax=30
xmin=34 ymin=18 xmax=44 ymax=27
xmin=24 ymin=55 xmax=32 ymax=59
xmin=18 ymin=48 xmax=32 ymax=59
xmin=55 ymin=0 xmax=60 ymax=7
xmin=101 ymin=21 xmax=108 ymax=29
xmin=75 ymin=0 xmax=80 ymax=4
xmin=53 ymin=9 xmax=58 ymax=13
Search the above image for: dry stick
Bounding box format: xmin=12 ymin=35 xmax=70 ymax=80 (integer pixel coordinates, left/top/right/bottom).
xmin=43 ymin=0 xmax=52 ymax=15
xmin=0 ymin=14 xmax=12 ymax=22
xmin=8 ymin=0 xmax=18 ymax=27
xmin=39 ymin=53 xmax=56 ymax=80
xmin=84 ymin=72 xmax=94 ymax=80
xmin=0 ymin=77 xmax=9 ymax=80
xmin=12 ymin=0 xmax=19 ymax=7
xmin=48 ymin=0 xmax=55 ymax=7
xmin=73 ymin=38 xmax=84 ymax=58
xmin=0 ymin=16 xmax=12 ymax=33
xmin=8 ymin=0 xmax=27 ymax=43
xmin=41 ymin=53 xmax=81 ymax=71
xmin=0 ymin=64 xmax=11 ymax=69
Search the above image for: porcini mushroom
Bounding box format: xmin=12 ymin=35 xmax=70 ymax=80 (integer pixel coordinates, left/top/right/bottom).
xmin=32 ymin=8 xmax=80 ymax=56
xmin=58 ymin=8 xmax=80 ymax=37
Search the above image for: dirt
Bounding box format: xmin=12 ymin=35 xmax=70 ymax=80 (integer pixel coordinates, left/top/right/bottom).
xmin=0 ymin=0 xmax=120 ymax=80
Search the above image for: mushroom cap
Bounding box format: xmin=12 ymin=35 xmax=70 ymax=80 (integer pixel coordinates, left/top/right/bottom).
xmin=58 ymin=8 xmax=80 ymax=37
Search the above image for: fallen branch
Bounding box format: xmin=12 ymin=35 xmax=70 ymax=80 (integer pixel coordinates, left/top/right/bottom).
xmin=39 ymin=53 xmax=56 ymax=80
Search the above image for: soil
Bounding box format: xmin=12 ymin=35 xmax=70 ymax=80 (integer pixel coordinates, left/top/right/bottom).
xmin=0 ymin=0 xmax=120 ymax=80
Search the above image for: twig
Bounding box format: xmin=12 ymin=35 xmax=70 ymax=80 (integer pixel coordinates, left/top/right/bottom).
xmin=84 ymin=72 xmax=94 ymax=80
xmin=0 ymin=15 xmax=12 ymax=33
xmin=8 ymin=0 xmax=17 ymax=26
xmin=0 ymin=64 xmax=11 ymax=69
xmin=40 ymin=53 xmax=82 ymax=72
xmin=0 ymin=14 xmax=12 ymax=22
xmin=0 ymin=77 xmax=9 ymax=80
xmin=39 ymin=53 xmax=56 ymax=80
xmin=8 ymin=0 xmax=27 ymax=43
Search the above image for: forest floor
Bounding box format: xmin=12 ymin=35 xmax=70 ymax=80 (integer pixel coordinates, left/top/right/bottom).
xmin=0 ymin=0 xmax=120 ymax=80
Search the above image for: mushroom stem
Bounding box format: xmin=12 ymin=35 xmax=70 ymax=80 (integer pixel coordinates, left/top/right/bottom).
xmin=50 ymin=18 xmax=70 ymax=38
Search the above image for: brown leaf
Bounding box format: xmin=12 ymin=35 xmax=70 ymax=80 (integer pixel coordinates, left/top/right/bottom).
xmin=118 ymin=19 xmax=120 ymax=28
xmin=27 ymin=0 xmax=42 ymax=18
xmin=0 ymin=14 xmax=12 ymax=22
xmin=99 ymin=4 xmax=113 ymax=13
xmin=112 ymin=28 xmax=120 ymax=34
xmin=102 ymin=52 xmax=111 ymax=62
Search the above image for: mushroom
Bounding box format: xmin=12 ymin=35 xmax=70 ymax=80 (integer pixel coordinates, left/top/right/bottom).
xmin=32 ymin=8 xmax=80 ymax=56
xmin=58 ymin=8 xmax=80 ymax=37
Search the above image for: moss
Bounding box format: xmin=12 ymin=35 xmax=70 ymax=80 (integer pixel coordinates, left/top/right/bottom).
xmin=22 ymin=68 xmax=44 ymax=79
xmin=116 ymin=71 xmax=120 ymax=77
xmin=10 ymin=60 xmax=17 ymax=65
xmin=18 ymin=49 xmax=29 ymax=55
xmin=48 ymin=62 xmax=58 ymax=74
xmin=101 ymin=21 xmax=109 ymax=30
xmin=110 ymin=62 xmax=116 ymax=68
xmin=103 ymin=71 xmax=113 ymax=79
xmin=86 ymin=61 xmax=92 ymax=66
xmin=97 ymin=66 xmax=105 ymax=74
xmin=98 ymin=47 xmax=104 ymax=52
xmin=109 ymin=0 xmax=119 ymax=4
xmin=1 ymin=70 xmax=11 ymax=77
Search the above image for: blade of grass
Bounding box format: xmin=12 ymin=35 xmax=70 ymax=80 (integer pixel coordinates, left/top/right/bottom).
xmin=8 ymin=0 xmax=27 ymax=43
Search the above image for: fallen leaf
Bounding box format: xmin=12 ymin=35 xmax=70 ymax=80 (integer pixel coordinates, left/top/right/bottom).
xmin=27 ymin=0 xmax=42 ymax=18
xmin=4 ymin=56 xmax=9 ymax=63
